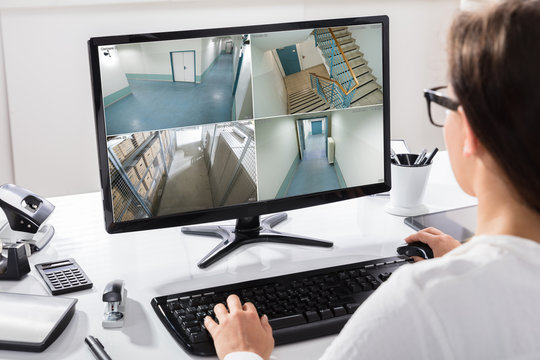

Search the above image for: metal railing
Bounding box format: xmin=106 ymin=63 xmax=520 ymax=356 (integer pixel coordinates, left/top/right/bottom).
xmin=311 ymin=28 xmax=360 ymax=108
xmin=310 ymin=74 xmax=357 ymax=109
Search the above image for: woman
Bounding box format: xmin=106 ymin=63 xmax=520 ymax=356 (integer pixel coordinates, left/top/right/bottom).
xmin=204 ymin=1 xmax=540 ymax=358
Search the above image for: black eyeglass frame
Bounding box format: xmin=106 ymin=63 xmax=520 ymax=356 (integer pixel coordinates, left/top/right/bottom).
xmin=424 ymin=86 xmax=460 ymax=127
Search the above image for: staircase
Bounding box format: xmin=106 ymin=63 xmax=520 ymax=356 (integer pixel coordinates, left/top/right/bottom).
xmin=311 ymin=27 xmax=383 ymax=109
xmin=288 ymin=88 xmax=330 ymax=114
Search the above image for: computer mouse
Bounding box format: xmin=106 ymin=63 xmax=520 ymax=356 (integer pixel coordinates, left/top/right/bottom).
xmin=396 ymin=241 xmax=434 ymax=259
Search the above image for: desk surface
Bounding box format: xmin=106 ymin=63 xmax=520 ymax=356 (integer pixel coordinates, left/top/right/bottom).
xmin=0 ymin=152 xmax=475 ymax=360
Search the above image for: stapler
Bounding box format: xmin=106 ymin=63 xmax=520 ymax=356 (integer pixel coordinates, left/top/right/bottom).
xmin=102 ymin=279 xmax=127 ymax=328
xmin=0 ymin=184 xmax=55 ymax=255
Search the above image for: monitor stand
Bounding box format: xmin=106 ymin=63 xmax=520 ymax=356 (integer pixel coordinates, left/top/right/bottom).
xmin=181 ymin=213 xmax=333 ymax=268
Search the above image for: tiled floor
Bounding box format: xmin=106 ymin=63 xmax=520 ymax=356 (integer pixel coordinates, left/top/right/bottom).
xmin=105 ymin=54 xmax=234 ymax=135
xmin=157 ymin=139 xmax=213 ymax=216
xmin=286 ymin=133 xmax=341 ymax=196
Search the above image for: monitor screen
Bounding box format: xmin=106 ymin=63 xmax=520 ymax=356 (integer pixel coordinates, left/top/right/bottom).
xmin=89 ymin=16 xmax=390 ymax=234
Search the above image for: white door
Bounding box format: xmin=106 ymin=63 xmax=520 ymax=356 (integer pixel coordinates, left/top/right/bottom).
xmin=172 ymin=51 xmax=195 ymax=83
xmin=225 ymin=41 xmax=233 ymax=54
xmin=183 ymin=52 xmax=195 ymax=82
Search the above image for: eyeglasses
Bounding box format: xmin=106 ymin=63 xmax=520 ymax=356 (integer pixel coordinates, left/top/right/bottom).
xmin=423 ymin=86 xmax=460 ymax=127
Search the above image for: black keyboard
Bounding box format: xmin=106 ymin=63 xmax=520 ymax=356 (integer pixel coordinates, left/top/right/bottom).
xmin=151 ymin=255 xmax=412 ymax=356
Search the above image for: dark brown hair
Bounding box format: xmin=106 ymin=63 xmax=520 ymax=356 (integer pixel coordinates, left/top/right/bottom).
xmin=448 ymin=0 xmax=540 ymax=212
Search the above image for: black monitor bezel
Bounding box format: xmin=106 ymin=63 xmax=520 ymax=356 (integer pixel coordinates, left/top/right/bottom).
xmin=88 ymin=15 xmax=391 ymax=233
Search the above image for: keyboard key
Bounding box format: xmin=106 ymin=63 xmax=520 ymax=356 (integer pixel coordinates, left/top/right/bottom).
xmin=190 ymin=331 xmax=209 ymax=343
xmin=304 ymin=310 xmax=320 ymax=322
xmin=318 ymin=308 xmax=333 ymax=320
xmin=332 ymin=306 xmax=347 ymax=317
xmin=268 ymin=314 xmax=306 ymax=330
xmin=345 ymin=303 xmax=361 ymax=314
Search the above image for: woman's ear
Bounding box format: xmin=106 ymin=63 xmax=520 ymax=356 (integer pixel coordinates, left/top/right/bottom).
xmin=458 ymin=106 xmax=480 ymax=157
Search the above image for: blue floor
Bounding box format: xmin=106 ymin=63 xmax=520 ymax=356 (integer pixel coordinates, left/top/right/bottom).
xmin=105 ymin=54 xmax=234 ymax=135
xmin=286 ymin=133 xmax=341 ymax=196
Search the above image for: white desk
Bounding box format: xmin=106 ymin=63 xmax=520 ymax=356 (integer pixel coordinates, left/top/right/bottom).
xmin=0 ymin=152 xmax=475 ymax=360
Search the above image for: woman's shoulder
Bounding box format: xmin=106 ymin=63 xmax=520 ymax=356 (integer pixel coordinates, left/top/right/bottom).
xmin=391 ymin=234 xmax=540 ymax=291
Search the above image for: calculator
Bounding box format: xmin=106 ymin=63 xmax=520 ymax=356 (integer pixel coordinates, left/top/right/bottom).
xmin=35 ymin=258 xmax=93 ymax=295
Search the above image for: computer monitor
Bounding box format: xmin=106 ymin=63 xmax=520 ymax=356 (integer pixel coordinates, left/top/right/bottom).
xmin=88 ymin=16 xmax=390 ymax=268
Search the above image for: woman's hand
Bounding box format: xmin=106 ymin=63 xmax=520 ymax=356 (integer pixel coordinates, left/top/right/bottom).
xmin=404 ymin=227 xmax=461 ymax=261
xmin=205 ymin=294 xmax=274 ymax=360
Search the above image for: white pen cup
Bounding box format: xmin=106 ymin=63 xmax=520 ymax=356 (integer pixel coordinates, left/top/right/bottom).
xmin=385 ymin=153 xmax=432 ymax=216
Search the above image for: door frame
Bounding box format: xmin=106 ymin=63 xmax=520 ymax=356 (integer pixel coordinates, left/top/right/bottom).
xmin=170 ymin=50 xmax=196 ymax=83
xmin=276 ymin=45 xmax=302 ymax=76
xmin=295 ymin=119 xmax=306 ymax=160
xmin=296 ymin=116 xmax=329 ymax=159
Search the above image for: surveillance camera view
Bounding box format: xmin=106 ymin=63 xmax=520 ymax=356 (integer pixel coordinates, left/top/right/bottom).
xmin=251 ymin=24 xmax=383 ymax=119
xmin=255 ymin=106 xmax=384 ymax=200
xmin=99 ymin=23 xmax=385 ymax=222
xmin=100 ymin=35 xmax=253 ymax=135
xmin=107 ymin=122 xmax=257 ymax=222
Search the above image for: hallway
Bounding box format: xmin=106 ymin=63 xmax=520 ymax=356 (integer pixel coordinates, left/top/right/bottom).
xmin=105 ymin=54 xmax=235 ymax=135
xmin=285 ymin=133 xmax=341 ymax=196
xmin=157 ymin=135 xmax=213 ymax=216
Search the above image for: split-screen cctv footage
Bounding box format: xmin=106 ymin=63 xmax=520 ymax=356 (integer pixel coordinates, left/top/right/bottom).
xmin=100 ymin=24 xmax=385 ymax=222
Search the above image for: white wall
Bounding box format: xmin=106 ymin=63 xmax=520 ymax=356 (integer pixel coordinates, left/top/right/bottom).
xmin=297 ymin=35 xmax=324 ymax=70
xmin=201 ymin=37 xmax=221 ymax=75
xmin=100 ymin=46 xmax=130 ymax=97
xmin=0 ymin=25 xmax=13 ymax=186
xmin=251 ymin=45 xmax=288 ymax=118
xmin=331 ymin=106 xmax=384 ymax=186
xmin=349 ymin=24 xmax=383 ymax=86
xmin=0 ymin=0 xmax=458 ymax=196
xmin=254 ymin=115 xmax=299 ymax=200
xmin=118 ymin=39 xmax=202 ymax=78
xmin=234 ymin=39 xmax=253 ymax=120
xmin=250 ymin=29 xmax=311 ymax=51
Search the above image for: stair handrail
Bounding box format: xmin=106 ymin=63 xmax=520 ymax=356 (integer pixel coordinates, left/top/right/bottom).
xmin=310 ymin=73 xmax=354 ymax=108
xmin=328 ymin=28 xmax=360 ymax=90
xmin=311 ymin=28 xmax=360 ymax=96
xmin=308 ymin=73 xmax=353 ymax=96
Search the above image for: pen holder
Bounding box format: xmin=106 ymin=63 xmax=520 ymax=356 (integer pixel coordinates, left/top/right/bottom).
xmin=385 ymin=153 xmax=431 ymax=216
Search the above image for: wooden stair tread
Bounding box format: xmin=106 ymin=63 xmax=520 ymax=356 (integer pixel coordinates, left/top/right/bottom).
xmin=289 ymin=92 xmax=320 ymax=107
xmin=351 ymin=82 xmax=382 ymax=103
xmin=289 ymin=88 xmax=317 ymax=98
xmin=350 ymin=89 xmax=383 ymax=106
xmin=291 ymin=98 xmax=329 ymax=114
xmin=290 ymin=96 xmax=325 ymax=113
xmin=318 ymin=36 xmax=353 ymax=49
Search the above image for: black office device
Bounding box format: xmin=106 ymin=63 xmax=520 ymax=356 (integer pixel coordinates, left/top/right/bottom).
xmin=152 ymin=255 xmax=411 ymax=355
xmin=404 ymin=205 xmax=477 ymax=242
xmin=0 ymin=243 xmax=30 ymax=280
xmin=0 ymin=183 xmax=55 ymax=253
xmin=88 ymin=16 xmax=390 ymax=267
xmin=396 ymin=241 xmax=434 ymax=259
xmin=35 ymin=258 xmax=93 ymax=295
xmin=89 ymin=15 xmax=392 ymax=353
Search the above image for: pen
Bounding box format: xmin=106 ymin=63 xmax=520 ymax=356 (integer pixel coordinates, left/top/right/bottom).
xmin=422 ymin=147 xmax=439 ymax=165
xmin=390 ymin=149 xmax=401 ymax=165
xmin=414 ymin=149 xmax=427 ymax=166
xmin=85 ymin=336 xmax=112 ymax=360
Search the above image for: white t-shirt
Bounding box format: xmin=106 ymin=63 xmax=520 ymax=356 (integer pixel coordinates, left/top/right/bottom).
xmin=225 ymin=235 xmax=540 ymax=360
